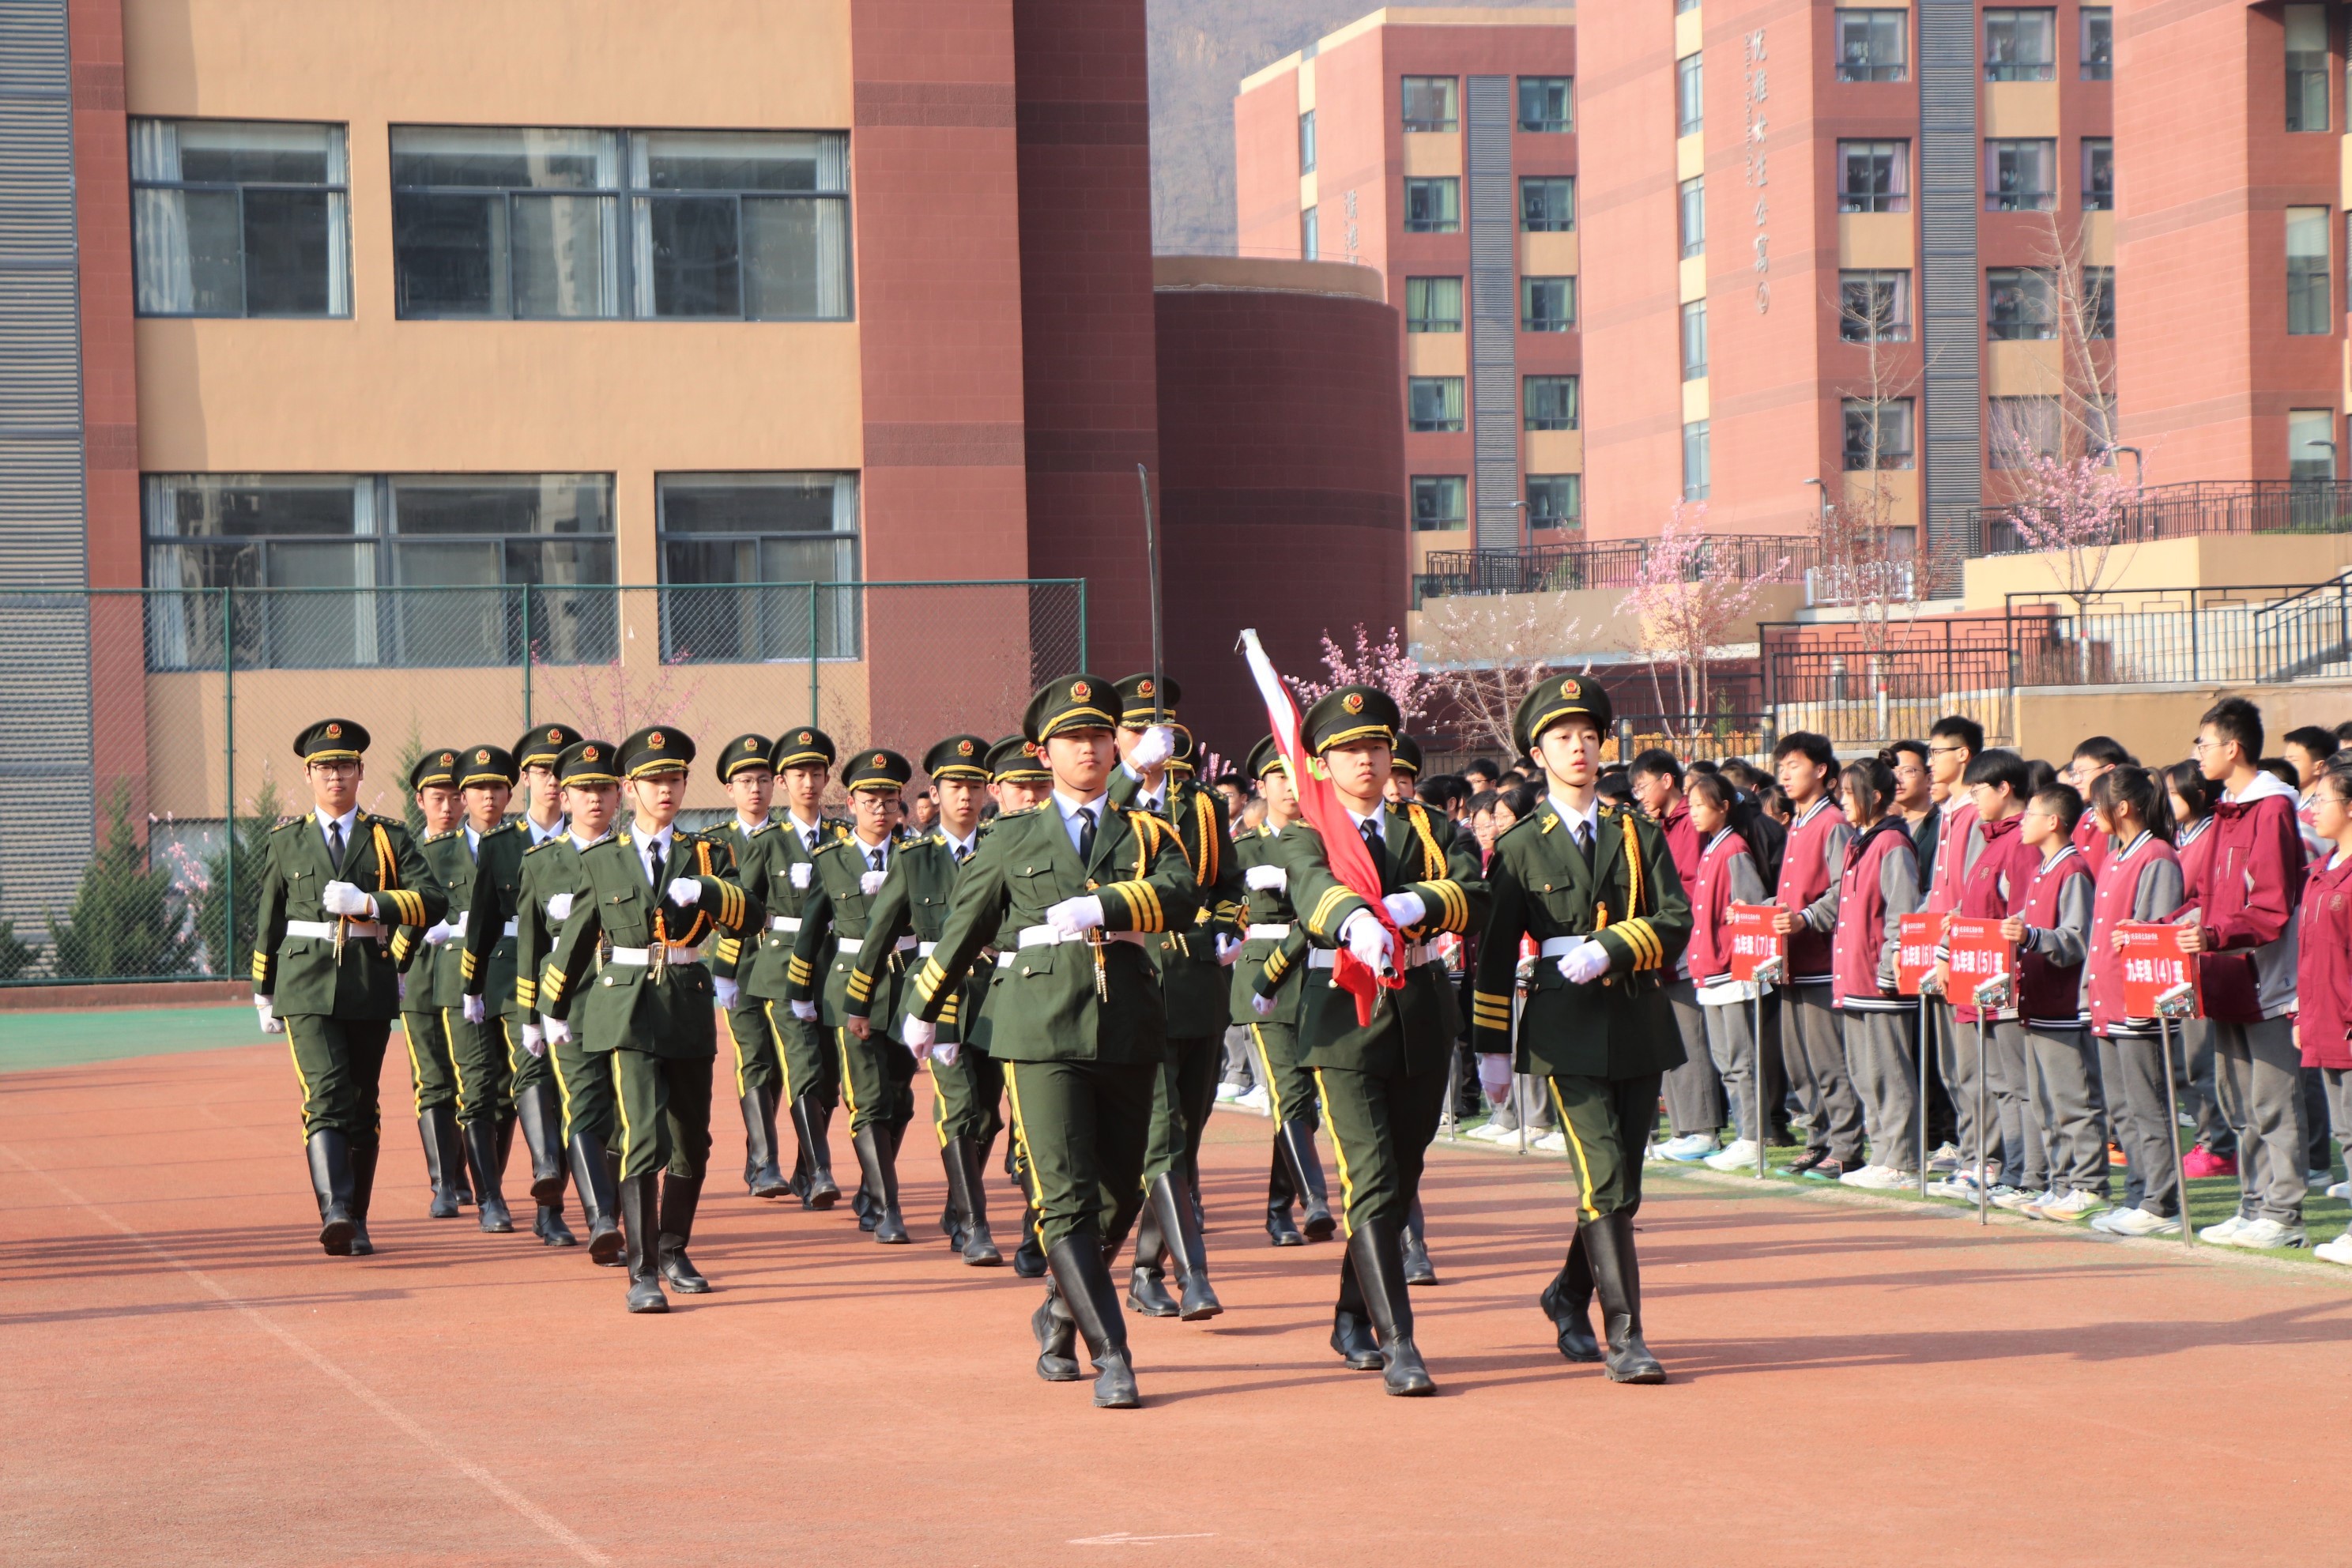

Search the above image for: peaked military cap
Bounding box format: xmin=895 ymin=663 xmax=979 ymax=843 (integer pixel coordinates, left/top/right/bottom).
xmin=1391 ymin=733 xmax=1423 ymax=778
xmin=296 ymin=718 xmax=370 ymax=763
xmin=410 ymin=748 xmax=462 ymax=792
xmin=1246 ymin=734 xmax=1288 ymax=780
xmin=514 ymin=723 xmax=581 ymax=772
xmin=925 ymin=734 xmax=991 ymax=783
xmin=1513 ymin=673 xmax=1614 ymax=758
xmin=715 ymin=733 xmax=775 ymax=783
xmin=988 ymin=733 xmax=1049 ymax=783
xmin=770 ymin=726 xmax=836 ymax=771
xmin=1114 ymin=673 xmax=1181 ymax=726
xmin=1023 ymin=673 xmax=1119 ymax=744
xmin=1301 ymin=685 xmax=1398 ymax=756
xmin=843 ymin=748 xmax=914 ymax=793
xmin=556 ymin=738 xmax=620 ymax=787
xmin=458 ymin=744 xmax=518 ymax=789
xmin=620 ymin=725 xmax=695 ymax=778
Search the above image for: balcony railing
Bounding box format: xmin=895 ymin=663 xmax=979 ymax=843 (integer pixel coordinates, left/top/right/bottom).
xmin=1970 ymin=480 xmax=2352 ymax=557
xmin=1415 ymin=534 xmax=1818 ymax=604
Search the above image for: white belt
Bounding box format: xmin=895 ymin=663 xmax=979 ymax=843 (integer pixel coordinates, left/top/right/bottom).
xmin=1246 ymin=923 xmax=1291 ymax=940
xmin=1538 ymin=936 xmax=1584 ymax=957
xmin=452 ymin=914 xmax=521 ymax=940
xmin=285 ymin=919 xmax=383 ymax=940
xmin=918 ymin=940 xmax=938 ymax=958
xmin=1308 ymin=941 xmax=1437 ymax=969
xmin=1016 ymin=925 xmax=1147 ymax=950
xmin=769 ymin=916 xmax=802 ymax=933
xmin=609 ymin=944 xmax=704 ymax=966
xmin=503 ymin=918 xmax=518 ymax=938
xmin=835 ymin=934 xmax=917 ymax=956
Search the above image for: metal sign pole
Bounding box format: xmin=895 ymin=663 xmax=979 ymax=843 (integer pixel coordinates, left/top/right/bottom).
xmin=2156 ymin=1013 xmax=2194 ymax=1248
xmin=1917 ymin=995 xmax=1932 ymax=1199
xmin=1975 ymin=1012 xmax=1991 ymax=1227
xmin=1753 ymin=986 xmax=1769 ymax=1180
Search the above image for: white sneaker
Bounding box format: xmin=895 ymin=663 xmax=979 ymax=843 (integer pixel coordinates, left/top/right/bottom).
xmin=1215 ymin=1082 xmax=1244 ymax=1103
xmin=1236 ymin=1085 xmax=1271 ymax=1114
xmin=1840 ymin=1164 xmax=1914 ymax=1190
xmin=2313 ymin=1233 xmax=2352 ymax=1265
xmin=2098 ymin=1206 xmax=2182 ymax=1237
xmin=1925 ymin=1175 xmax=1980 ymax=1200
xmin=2198 ymin=1213 xmax=2251 ymax=1244
xmin=1466 ymin=1119 xmax=1517 ymax=1144
xmin=2306 ymin=1169 xmax=2334 ymax=1189
xmin=1657 ymin=1133 xmax=1715 ymax=1162
xmin=2327 ymin=1180 xmax=2351 ymax=1200
xmin=1992 ymin=1186 xmax=2049 ymax=1212
xmin=2226 ymin=1217 xmax=2308 ymax=1250
xmin=1925 ymin=1141 xmax=1962 ymax=1174
xmin=2029 ymin=1189 xmax=2109 ymax=1223
xmin=1705 ymin=1139 xmax=1762 ymax=1171
xmin=1532 ymin=1130 xmax=1567 ymax=1154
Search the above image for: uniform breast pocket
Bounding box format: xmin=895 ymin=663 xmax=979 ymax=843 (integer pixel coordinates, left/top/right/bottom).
xmin=1012 ymin=945 xmax=1057 ymax=980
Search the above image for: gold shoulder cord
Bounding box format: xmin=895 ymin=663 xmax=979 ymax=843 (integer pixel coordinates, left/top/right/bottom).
xmin=1405 ymin=804 xmax=1445 ymax=880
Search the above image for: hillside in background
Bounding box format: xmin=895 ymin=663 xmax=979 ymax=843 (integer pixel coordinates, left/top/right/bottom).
xmin=1148 ymin=0 xmax=1555 ymax=254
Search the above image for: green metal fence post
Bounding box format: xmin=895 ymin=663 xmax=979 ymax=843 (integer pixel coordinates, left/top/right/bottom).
xmin=221 ymin=586 xmax=236 ymax=981
xmin=520 ymin=585 xmax=533 ymax=729
xmin=808 ymin=581 xmax=821 ymax=725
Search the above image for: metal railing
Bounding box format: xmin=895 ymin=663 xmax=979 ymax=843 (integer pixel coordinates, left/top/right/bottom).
xmin=1416 ymin=533 xmax=1818 ymax=603
xmin=1971 ymin=480 xmax=2352 ymax=556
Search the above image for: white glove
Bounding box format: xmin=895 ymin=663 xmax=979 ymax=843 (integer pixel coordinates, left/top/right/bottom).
xmin=790 ymin=862 xmax=812 ymax=889
xmin=1044 ymin=895 xmax=1105 ymax=939
xmin=545 ymin=892 xmax=574 ymax=922
xmin=321 ymin=880 xmax=375 ymax=918
xmin=714 ymin=978 xmax=739 ymax=1008
xmin=859 ymin=869 xmax=888 ymax=896
xmin=542 ymin=1016 xmax=571 ymax=1046
xmin=1381 ymin=891 xmax=1427 ymax=929
xmin=930 ymin=1039 xmax=962 ymax=1068
xmin=903 ymin=1015 xmax=937 ymax=1049
xmin=791 ymin=1000 xmax=819 ymax=1022
xmin=462 ymin=993 xmax=486 ymax=1024
xmin=667 ymin=876 xmax=702 ymax=906
xmin=422 ymin=920 xmax=458 ymax=946
xmin=1245 ymin=864 xmax=1287 ymax=891
xmin=1215 ymin=934 xmax=1240 ymax=966
xmin=254 ymin=995 xmax=281 ymax=1035
xmin=1129 ymin=724 xmax=1174 ymax=771
xmin=521 ymin=1022 xmax=545 ymax=1057
xmin=1251 ymin=990 xmax=1276 ymax=1016
xmin=1339 ymin=908 xmax=1393 ymax=971
xmin=1558 ymin=938 xmax=1611 ymax=985
xmin=1478 ymin=1054 xmax=1513 ymax=1102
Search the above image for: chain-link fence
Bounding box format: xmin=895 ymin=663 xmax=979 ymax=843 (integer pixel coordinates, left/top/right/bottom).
xmin=0 ymin=580 xmax=1084 ymax=986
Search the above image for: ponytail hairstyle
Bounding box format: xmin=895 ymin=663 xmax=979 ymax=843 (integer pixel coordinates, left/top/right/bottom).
xmin=1687 ymin=769 xmax=1769 ymax=881
xmin=2165 ymin=759 xmax=2221 ymax=824
xmin=1840 ymin=756 xmax=1898 ymax=823
xmin=2090 ymin=764 xmax=2174 ymax=845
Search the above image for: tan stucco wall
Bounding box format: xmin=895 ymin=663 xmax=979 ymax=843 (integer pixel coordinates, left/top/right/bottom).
xmin=1962 ymin=533 xmax=2352 ymax=609
xmin=2015 ymin=679 xmax=2352 ymax=767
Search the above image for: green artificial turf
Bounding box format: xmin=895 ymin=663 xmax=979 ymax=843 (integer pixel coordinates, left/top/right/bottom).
xmin=0 ymin=1005 xmax=266 ymax=1074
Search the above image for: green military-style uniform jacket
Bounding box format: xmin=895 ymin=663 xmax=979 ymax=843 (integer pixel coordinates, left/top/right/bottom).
xmin=454 ymin=821 xmax=531 ymax=1014
xmin=511 ymin=833 xmax=594 ymax=1018
xmin=842 ymin=831 xmax=976 ymax=1042
xmin=1469 ymin=797 xmax=1692 ymax=1080
xmin=1109 ymin=771 xmax=1246 ymax=1038
xmin=785 ymin=832 xmax=914 ymax=1029
xmin=718 ymin=812 xmax=852 ymax=1001
xmin=253 ymin=811 xmax=443 ymax=1020
xmin=905 ymin=801 xmax=1198 ymax=1065
xmin=539 ymin=828 xmax=761 ymax=1057
xmin=401 ymin=830 xmax=476 ymax=1011
xmin=1231 ymin=822 xmax=1312 ymax=1025
xmin=1276 ymin=801 xmax=1487 ymax=1077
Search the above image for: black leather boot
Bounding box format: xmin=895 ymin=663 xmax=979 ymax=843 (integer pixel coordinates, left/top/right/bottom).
xmin=420 ymin=1108 xmax=462 ymax=1218
xmin=1282 ymin=1118 xmax=1336 ymax=1242
xmin=537 ymin=1204 xmax=579 ymax=1247
xmin=851 ymin=1125 xmax=908 ymax=1243
xmin=1031 ymin=1279 xmax=1083 ymax=1381
xmin=347 ymin=1136 xmax=379 ymax=1256
xmin=946 ymin=1136 xmax=1002 ymax=1265
xmin=744 ymin=1087 xmax=791 ymax=1198
xmin=1349 ymin=1216 xmax=1435 ymax=1396
xmin=495 ymin=1110 xmax=516 ymax=1178
xmin=568 ymin=1132 xmax=623 ymax=1266
xmin=1400 ymin=1197 xmax=1438 ymax=1286
xmin=619 ymin=1173 xmax=667 ymax=1313
xmin=1047 ymin=1236 xmax=1139 ymax=1408
xmin=463 ymin=1119 xmax=513 ymax=1233
xmin=1583 ymin=1210 xmax=1664 ymax=1383
xmin=1125 ymin=1200 xmax=1179 ymax=1317
xmin=514 ymin=1080 xmax=567 ymax=1204
xmin=1329 ymin=1247 xmax=1383 ymax=1370
xmin=658 ymin=1173 xmax=710 ymax=1292
xmin=1013 ymin=1206 xmax=1047 ymax=1277
xmin=1147 ymin=1171 xmax=1222 ymax=1321
xmin=307 ymin=1129 xmax=356 ymax=1255
xmin=1538 ymin=1230 xmax=1601 ymax=1363
xmin=1265 ymin=1143 xmax=1303 ymax=1246
xmin=791 ymin=1093 xmax=839 ymax=1208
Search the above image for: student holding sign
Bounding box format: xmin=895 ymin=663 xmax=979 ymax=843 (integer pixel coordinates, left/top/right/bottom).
xmin=2082 ymin=767 xmax=2189 ymax=1237
xmin=2004 ymin=783 xmax=2105 ymax=1222
xmin=1683 ymin=772 xmax=1774 ymax=1173
xmin=1828 ymin=757 xmax=1923 ymax=1188
xmin=2301 ymin=766 xmax=2352 ymax=1265
xmin=1770 ymin=733 xmax=1865 ymax=1180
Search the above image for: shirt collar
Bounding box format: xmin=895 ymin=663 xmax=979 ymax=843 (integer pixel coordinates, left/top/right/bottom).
xmin=464 ymin=824 xmax=481 ymax=852
xmin=567 ymin=828 xmax=605 ymax=852
xmin=1055 ymin=790 xmax=1109 ymax=824
xmin=737 ymin=811 xmax=771 ymax=835
xmin=526 ymin=812 xmax=566 ymax=844
xmin=316 ymin=805 xmax=359 ymax=836
xmin=1550 ymin=796 xmax=1598 ymax=837
xmin=1345 ymin=803 xmax=1388 ymax=835
xmin=938 ymin=826 xmax=979 ymax=858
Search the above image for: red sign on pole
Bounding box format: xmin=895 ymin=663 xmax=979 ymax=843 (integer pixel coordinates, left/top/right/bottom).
xmin=2116 ymin=921 xmax=2201 ymax=1019
xmin=1726 ymin=903 xmax=1782 ymax=982
xmin=1944 ymin=915 xmax=2012 ymax=1004
xmin=1896 ymin=913 xmax=1939 ymax=996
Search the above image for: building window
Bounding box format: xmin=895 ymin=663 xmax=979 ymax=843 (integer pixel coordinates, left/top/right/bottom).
xmin=2080 ymin=8 xmax=2113 ymax=80
xmin=1405 ymin=276 xmax=1464 ymax=333
xmin=1408 ymin=377 xmax=1466 ymax=432
xmin=1412 ymin=476 xmax=1468 ymax=530
xmin=1842 ymin=399 xmax=1915 ymax=469
xmin=1520 ymin=177 xmax=1576 ymax=232
xmin=390 ymin=127 xmax=851 ymax=321
xmin=1839 ymin=270 xmax=1912 ymax=341
xmin=1404 ymin=177 xmax=1461 ymax=233
xmin=1984 ymin=139 xmax=2057 ymax=212
xmin=1837 ymin=141 xmax=1909 ymax=213
xmin=2288 ymin=206 xmax=2332 ymax=334
xmin=1987 ymin=267 xmax=2058 ymax=339
xmin=2084 ymin=266 xmax=2116 ymax=338
xmin=1299 ymin=110 xmax=1317 ymax=174
xmin=2286 ymin=6 xmax=2330 ymax=132
xmin=1523 ymin=375 xmax=1580 ymax=431
xmin=2081 ymin=139 xmax=2113 ymax=211
xmin=1835 ymin=10 xmax=1909 ymax=82
xmin=658 ymin=473 xmax=861 ymax=660
xmin=1520 ymin=276 xmax=1575 ymax=331
xmin=1676 ymin=0 xmax=1702 ymax=13
xmin=1302 ymin=206 xmax=1318 ymax=260
xmin=2289 ymin=409 xmax=2338 ymax=481
xmin=1681 ymin=300 xmax=1709 ymax=379
xmin=130 ymin=120 xmax=350 ymax=318
xmin=1984 ymin=9 xmax=2057 ymax=81
xmin=1988 ymin=397 xmax=2061 ymax=467
xmin=1402 ymin=77 xmax=1460 ymax=133
xmin=1682 ymin=420 xmax=1711 ymax=500
xmin=1527 ymin=475 xmax=1582 ymax=526
xmin=1676 ymin=54 xmax=1705 ymax=137
xmin=1517 ymin=77 xmax=1573 ymax=133
xmin=1679 ymin=176 xmax=1706 ymax=257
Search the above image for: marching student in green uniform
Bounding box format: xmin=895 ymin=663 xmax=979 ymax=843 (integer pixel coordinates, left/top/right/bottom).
xmin=1391 ymin=730 xmax=1440 ymax=1287
xmin=252 ymin=719 xmax=444 ymax=1257
xmin=703 ymin=732 xmax=795 ymax=1200
xmin=540 ymin=726 xmax=761 ymax=1313
xmin=1233 ymin=734 xmax=1335 ymax=1246
xmin=1106 ymin=676 xmax=1238 ymax=1321
xmin=986 ymin=733 xmax=1057 ymax=1277
xmin=1471 ymin=677 xmax=1690 ymax=1385
xmin=1275 ymin=686 xmax=1487 ymax=1396
xmin=450 ymin=743 xmax=576 ymax=1248
xmin=900 ymin=675 xmax=1198 ymax=1409
xmin=392 ymin=748 xmax=470 ymax=1219
xmin=723 ymin=726 xmax=851 ymax=1208
xmin=844 ymin=734 xmax=1005 ymax=1265
xmin=1385 ymin=733 xmax=1423 ymax=805
xmin=786 ymin=748 xmax=922 ymax=1243
xmin=509 ymin=738 xmax=626 ymax=1265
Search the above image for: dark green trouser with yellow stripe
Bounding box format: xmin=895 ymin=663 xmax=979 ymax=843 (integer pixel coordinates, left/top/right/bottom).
xmin=284 ymin=1014 xmax=392 ymax=1140
xmin=609 ymin=1048 xmax=714 ymax=1181
xmin=549 ymin=1028 xmax=617 ymax=1145
xmin=1546 ymin=1072 xmax=1661 ymax=1220
xmin=1247 ymin=1020 xmax=1318 ymax=1125
xmin=445 ymin=1006 xmax=512 ymax=1127
xmin=838 ymin=1027 xmax=916 ymax=1135
xmin=1003 ymin=1058 xmax=1157 ymax=1253
xmin=398 ymin=1009 xmax=459 ymax=1114
xmin=1144 ymin=1034 xmax=1222 ymax=1185
xmin=496 ymin=1011 xmax=553 ymax=1095
xmin=931 ymin=1046 xmax=1004 ymax=1147
xmin=721 ymin=995 xmax=781 ymax=1099
xmin=1313 ymin=1058 xmax=1448 ymax=1237
xmin=758 ymin=998 xmax=839 ymax=1107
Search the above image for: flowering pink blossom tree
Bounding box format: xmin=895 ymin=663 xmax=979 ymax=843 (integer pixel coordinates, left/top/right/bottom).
xmin=1293 ymin=623 xmax=1428 ymax=723
xmin=1616 ymin=504 xmax=1786 ymax=741
xmin=533 ymin=652 xmax=708 ymax=744
xmin=2002 ymin=450 xmax=2139 ymax=683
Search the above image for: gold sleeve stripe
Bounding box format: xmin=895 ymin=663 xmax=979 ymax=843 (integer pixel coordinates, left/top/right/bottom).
xmin=1308 ymin=886 xmax=1354 ymax=937
xmin=717 ymin=937 xmax=742 ymax=963
xmin=251 ymin=952 xmax=270 ymax=984
xmin=915 ymin=958 xmax=948 ymax=1004
xmin=1473 ymin=989 xmax=1512 ymax=1010
xmin=541 ymin=967 xmax=567 ymax=1001
xmin=1100 ymin=880 xmax=1164 ymax=933
xmin=392 ymin=932 xmax=414 ymax=962
xmin=516 ymin=979 xmax=537 ymax=1008
xmin=937 ymin=996 xmax=960 ymax=1026
xmin=1618 ymin=917 xmax=1665 ymax=970
xmin=1264 ymin=951 xmax=1290 ymax=980
xmin=787 ymin=956 xmax=814 ymax=983
xmin=846 ymin=971 xmax=873 ymax=1001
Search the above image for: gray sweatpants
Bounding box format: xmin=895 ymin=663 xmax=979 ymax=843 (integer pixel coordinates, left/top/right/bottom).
xmin=2099 ymin=1031 xmax=2178 ymax=1219
xmin=1661 ymin=981 xmax=1724 ymax=1139
xmin=1782 ymin=986 xmax=1863 ymax=1164
xmin=1843 ymin=1008 xmax=1920 ymax=1173
xmin=2178 ymin=1018 xmax=2234 ymax=1156
xmin=2026 ymin=1025 xmax=2107 ymax=1196
xmin=1702 ymin=998 xmax=1763 ymax=1149
xmin=2211 ymin=1016 xmax=2306 ymax=1225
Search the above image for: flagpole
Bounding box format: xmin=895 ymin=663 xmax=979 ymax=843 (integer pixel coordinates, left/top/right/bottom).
xmin=1139 ymin=464 xmax=1163 ymax=727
